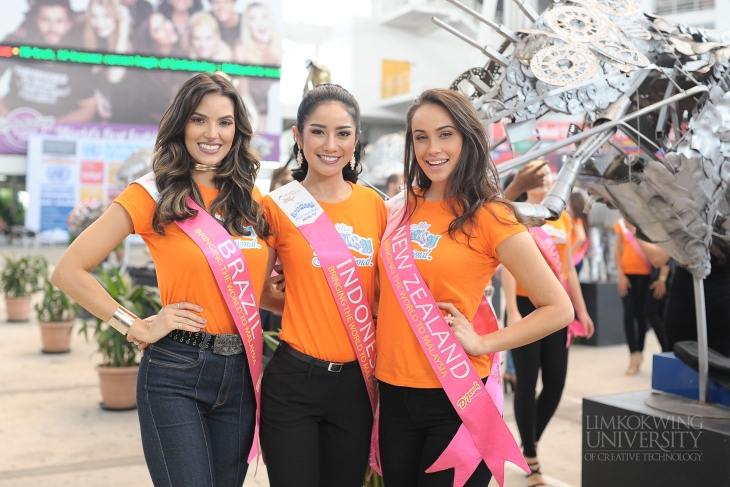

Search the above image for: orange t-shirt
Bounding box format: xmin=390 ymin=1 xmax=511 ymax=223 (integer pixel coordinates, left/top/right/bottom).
xmin=261 ymin=183 xmax=387 ymax=362
xmin=376 ymin=199 xmax=525 ymax=388
xmin=115 ymin=182 xmax=269 ymax=335
xmin=516 ymin=211 xmax=573 ymax=297
xmin=614 ymin=221 xmax=651 ymax=275
xmin=570 ymin=217 xmax=583 ymax=247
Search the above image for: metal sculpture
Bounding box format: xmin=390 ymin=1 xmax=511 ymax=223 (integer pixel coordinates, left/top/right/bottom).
xmin=435 ymin=0 xmax=730 ymax=405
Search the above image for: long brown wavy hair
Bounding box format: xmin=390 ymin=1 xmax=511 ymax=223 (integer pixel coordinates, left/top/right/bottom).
xmin=403 ymin=88 xmax=526 ymax=239
xmin=151 ymin=73 xmax=270 ymax=239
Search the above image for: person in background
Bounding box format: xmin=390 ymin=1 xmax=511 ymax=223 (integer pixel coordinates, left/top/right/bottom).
xmin=568 ymin=191 xmax=589 ymax=275
xmin=503 ymin=162 xmax=594 ymax=487
xmin=385 ymin=172 xmax=404 ymax=198
xmin=209 ymin=0 xmax=241 ymax=51
xmin=614 ymin=217 xmax=652 ymax=375
xmin=188 ymin=11 xmax=232 ymax=61
xmin=158 ymin=0 xmax=203 ymax=53
xmin=0 ymin=0 xmax=96 ymax=122
xmin=645 ymin=260 xmax=672 ymax=352
xmin=235 ymin=2 xmax=281 ymax=65
xmin=269 ymin=166 xmax=293 ymax=191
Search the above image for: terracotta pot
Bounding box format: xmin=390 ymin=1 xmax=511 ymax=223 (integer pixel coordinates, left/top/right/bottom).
xmin=5 ymin=296 xmax=32 ymax=322
xmin=96 ymin=365 xmax=139 ymax=410
xmin=39 ymin=320 xmax=74 ymax=353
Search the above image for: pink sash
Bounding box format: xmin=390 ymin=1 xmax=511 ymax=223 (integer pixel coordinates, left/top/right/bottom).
xmin=528 ymin=225 xmax=585 ymax=347
xmin=135 ymin=173 xmax=264 ymax=464
xmin=269 ymin=181 xmax=380 ymax=473
xmin=572 ymin=238 xmax=588 ymax=266
xmin=380 ymin=192 xmax=527 ymax=487
xmin=618 ymin=219 xmax=651 ymax=272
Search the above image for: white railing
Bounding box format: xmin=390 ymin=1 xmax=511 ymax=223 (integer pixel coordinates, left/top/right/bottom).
xmin=379 ymin=0 xmax=482 ymax=17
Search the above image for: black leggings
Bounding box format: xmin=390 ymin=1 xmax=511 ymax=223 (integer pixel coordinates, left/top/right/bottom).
xmin=379 ymin=380 xmax=492 ymax=487
xmin=622 ymin=274 xmax=650 ymax=353
xmin=260 ymin=344 xmax=373 ymax=487
xmin=511 ymin=296 xmax=569 ymax=458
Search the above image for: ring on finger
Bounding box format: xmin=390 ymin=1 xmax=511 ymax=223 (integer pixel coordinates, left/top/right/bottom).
xmin=177 ymin=303 xmax=181 ymax=310
xmin=177 ymin=322 xmax=181 ymax=329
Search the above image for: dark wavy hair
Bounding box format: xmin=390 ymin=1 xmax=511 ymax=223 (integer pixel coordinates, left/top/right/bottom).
xmin=404 ymin=88 xmax=526 ymax=239
xmin=151 ymin=73 xmax=270 ymax=239
xmin=158 ymin=0 xmax=202 ymax=18
xmin=291 ymin=84 xmax=362 ymax=184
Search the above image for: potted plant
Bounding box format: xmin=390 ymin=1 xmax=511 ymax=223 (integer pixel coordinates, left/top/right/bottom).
xmin=80 ymin=267 xmax=161 ymax=410
xmin=35 ymin=272 xmax=78 ymax=353
xmin=1 ymin=255 xmax=47 ymax=322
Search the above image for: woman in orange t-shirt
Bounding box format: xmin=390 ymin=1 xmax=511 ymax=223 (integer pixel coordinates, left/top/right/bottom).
xmin=259 ymin=85 xmax=387 ymax=487
xmin=376 ymin=89 xmax=574 ymax=486
xmin=502 ymin=166 xmax=594 ymax=487
xmin=569 ymin=191 xmax=589 ymax=274
xmin=614 ymin=218 xmax=652 ymax=375
xmin=52 ymin=74 xmax=280 ymax=485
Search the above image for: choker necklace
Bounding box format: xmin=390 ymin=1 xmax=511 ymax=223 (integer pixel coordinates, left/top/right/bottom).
xmin=194 ymin=163 xmax=218 ymax=172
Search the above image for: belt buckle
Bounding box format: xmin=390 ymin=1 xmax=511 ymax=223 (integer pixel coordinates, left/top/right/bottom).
xmin=212 ymin=335 xmax=243 ymax=356
xmin=327 ymin=362 xmax=344 ymax=372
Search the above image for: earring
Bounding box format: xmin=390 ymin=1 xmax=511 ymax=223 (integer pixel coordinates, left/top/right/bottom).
xmin=296 ymin=146 xmax=303 ymax=167
xmin=349 ymin=153 xmax=356 ymax=171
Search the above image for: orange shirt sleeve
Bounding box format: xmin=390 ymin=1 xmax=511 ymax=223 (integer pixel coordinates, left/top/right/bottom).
xmin=614 ymin=221 xmax=651 ymax=275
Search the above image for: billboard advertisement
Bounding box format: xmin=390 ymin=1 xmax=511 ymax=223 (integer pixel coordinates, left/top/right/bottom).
xmin=0 ymin=0 xmax=282 ymax=156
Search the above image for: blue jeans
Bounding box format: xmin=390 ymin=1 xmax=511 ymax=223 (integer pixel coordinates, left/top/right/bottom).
xmin=137 ymin=335 xmax=256 ymax=487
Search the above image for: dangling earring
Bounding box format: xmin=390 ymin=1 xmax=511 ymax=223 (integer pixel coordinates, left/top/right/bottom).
xmin=296 ymin=146 xmax=303 ymax=167
xmin=349 ymin=153 xmax=356 ymax=171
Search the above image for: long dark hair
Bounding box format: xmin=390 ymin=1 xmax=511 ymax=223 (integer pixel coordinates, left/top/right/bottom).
xmin=151 ymin=73 xmax=270 ymax=239
xmin=569 ymin=191 xmax=589 ymax=229
xmin=291 ymin=84 xmax=362 ymax=184
xmin=404 ymin=88 xmax=525 ymax=239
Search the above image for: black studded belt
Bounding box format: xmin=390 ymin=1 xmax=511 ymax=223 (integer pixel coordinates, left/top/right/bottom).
xmin=166 ymin=330 xmax=243 ymax=356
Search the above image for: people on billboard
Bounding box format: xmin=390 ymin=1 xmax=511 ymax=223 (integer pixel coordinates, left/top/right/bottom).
xmin=188 ymin=11 xmax=232 ymax=62
xmin=0 ymin=0 xmax=96 ymax=122
xmin=235 ymin=2 xmax=281 ymax=65
xmin=157 ymin=0 xmax=203 ymax=53
xmin=119 ymin=0 xmax=153 ymax=24
xmin=209 ymin=0 xmax=241 ymax=51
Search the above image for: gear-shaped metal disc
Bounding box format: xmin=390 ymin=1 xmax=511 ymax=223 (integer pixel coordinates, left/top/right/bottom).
xmin=544 ymin=4 xmax=610 ymax=44
xmin=530 ymin=42 xmax=600 ymax=87
xmin=591 ymin=37 xmax=650 ymax=67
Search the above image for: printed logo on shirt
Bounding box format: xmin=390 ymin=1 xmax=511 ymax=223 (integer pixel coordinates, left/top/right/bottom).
xmin=541 ymin=223 xmax=567 ymax=244
xmin=411 ymin=222 xmax=442 ymax=260
xmin=234 ymin=226 xmax=262 ymax=249
xmin=312 ymin=223 xmax=374 ymax=267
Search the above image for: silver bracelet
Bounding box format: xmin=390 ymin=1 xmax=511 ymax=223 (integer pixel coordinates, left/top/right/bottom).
xmin=108 ymin=306 xmax=137 ymax=335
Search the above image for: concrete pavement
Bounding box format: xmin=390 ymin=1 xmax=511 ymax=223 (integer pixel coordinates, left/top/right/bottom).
xmin=0 ymin=244 xmax=662 ymax=486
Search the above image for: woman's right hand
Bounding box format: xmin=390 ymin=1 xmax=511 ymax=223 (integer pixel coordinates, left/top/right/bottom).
xmin=127 ymin=302 xmax=206 ymax=345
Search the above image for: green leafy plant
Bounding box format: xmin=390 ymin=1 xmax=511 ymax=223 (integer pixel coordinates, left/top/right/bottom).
xmin=35 ymin=274 xmax=78 ymax=322
xmin=79 ymin=268 xmax=161 ymax=367
xmin=1 ymin=255 xmax=47 ymax=298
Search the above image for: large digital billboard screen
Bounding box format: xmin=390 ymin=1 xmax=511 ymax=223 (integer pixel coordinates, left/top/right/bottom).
xmin=0 ymin=0 xmax=282 ymax=155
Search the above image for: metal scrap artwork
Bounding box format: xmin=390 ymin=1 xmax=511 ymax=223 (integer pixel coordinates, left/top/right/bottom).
xmin=436 ymin=0 xmax=730 ymax=403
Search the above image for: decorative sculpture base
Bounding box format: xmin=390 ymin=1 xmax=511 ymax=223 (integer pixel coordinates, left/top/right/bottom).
xmin=652 ymin=352 xmax=730 ymax=408
xmin=583 ymin=390 xmax=730 ymax=486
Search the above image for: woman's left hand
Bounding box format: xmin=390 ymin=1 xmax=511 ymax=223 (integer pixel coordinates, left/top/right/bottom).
xmin=437 ymin=302 xmax=486 ymax=356
xmin=577 ymin=310 xmax=595 ymax=339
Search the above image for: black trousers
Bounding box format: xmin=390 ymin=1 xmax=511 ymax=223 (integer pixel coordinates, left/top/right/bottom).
xmin=511 ymin=296 xmax=568 ymax=459
xmin=622 ymin=274 xmax=651 ymax=353
xmin=259 ymin=344 xmax=372 ymax=487
xmin=379 ymin=380 xmax=492 ymax=487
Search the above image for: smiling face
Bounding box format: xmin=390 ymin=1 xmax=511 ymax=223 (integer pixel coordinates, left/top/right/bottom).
xmin=191 ymin=23 xmax=216 ymax=58
xmin=247 ymin=5 xmax=272 ymax=44
xmin=88 ymin=2 xmax=117 ymax=39
xmin=184 ymin=94 xmax=236 ymax=168
xmin=149 ymin=12 xmax=179 ymax=46
xmin=36 ymin=6 xmax=73 ymax=45
xmin=410 ymin=103 xmax=464 ymax=190
xmin=293 ymin=102 xmax=357 ymax=181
